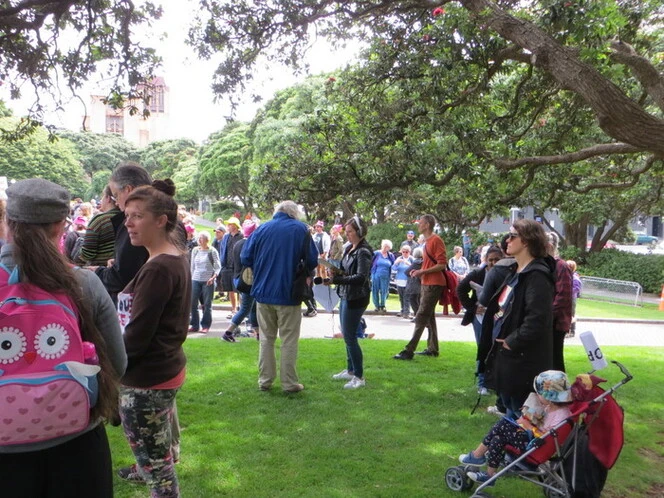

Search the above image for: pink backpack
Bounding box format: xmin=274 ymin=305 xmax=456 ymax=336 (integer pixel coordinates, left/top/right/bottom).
xmin=0 ymin=264 xmax=99 ymax=446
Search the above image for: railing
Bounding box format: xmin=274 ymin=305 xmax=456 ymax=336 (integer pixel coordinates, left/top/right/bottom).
xmin=579 ymin=276 xmax=643 ymax=307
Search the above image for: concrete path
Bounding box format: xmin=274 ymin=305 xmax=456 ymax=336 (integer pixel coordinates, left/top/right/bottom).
xmin=193 ymin=307 xmax=664 ymax=347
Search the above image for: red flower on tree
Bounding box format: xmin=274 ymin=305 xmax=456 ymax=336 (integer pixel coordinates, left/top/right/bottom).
xmin=432 ymin=7 xmax=445 ymax=17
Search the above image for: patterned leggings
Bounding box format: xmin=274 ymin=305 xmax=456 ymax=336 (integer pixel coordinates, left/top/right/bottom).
xmin=119 ymin=386 xmax=180 ymax=498
xmin=482 ymin=418 xmax=531 ymax=469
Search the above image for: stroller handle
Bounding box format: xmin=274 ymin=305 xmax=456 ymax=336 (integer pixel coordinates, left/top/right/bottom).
xmin=611 ymin=360 xmax=633 ymax=383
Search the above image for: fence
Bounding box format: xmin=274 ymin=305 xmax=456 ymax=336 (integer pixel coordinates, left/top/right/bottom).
xmin=580 ymin=276 xmax=643 ymax=307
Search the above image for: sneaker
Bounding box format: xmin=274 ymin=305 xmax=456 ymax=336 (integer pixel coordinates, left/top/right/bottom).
xmin=332 ymin=369 xmax=354 ymax=380
xmin=393 ymin=350 xmax=414 ymax=360
xmin=221 ymin=332 xmax=236 ymax=343
xmin=201 ymin=328 xmax=209 ymax=333
xmin=487 ymin=405 xmax=506 ymax=417
xmin=459 ymin=452 xmax=487 ymax=466
xmin=226 ymin=312 xmax=235 ymax=319
xmin=344 ymin=377 xmax=365 ymax=389
xmin=187 ymin=327 xmax=199 ymax=333
xmin=415 ymin=349 xmax=439 ymax=357
xmin=467 ymin=471 xmax=495 ymax=486
xmin=396 ymin=312 xmax=402 ymax=317
xmin=478 ymin=387 xmax=490 ymax=396
xmin=117 ymin=464 xmax=145 ymax=483
xmin=284 ymin=383 xmax=305 ymax=393
xmin=303 ymin=309 xmax=317 ymax=317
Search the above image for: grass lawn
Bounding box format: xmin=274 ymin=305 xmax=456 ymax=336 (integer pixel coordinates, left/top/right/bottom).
xmin=109 ymin=339 xmax=664 ymax=497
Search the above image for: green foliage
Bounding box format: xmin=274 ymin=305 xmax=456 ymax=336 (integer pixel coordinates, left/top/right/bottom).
xmin=0 ymin=100 xmax=11 ymax=118
xmin=581 ymin=249 xmax=664 ymax=294
xmin=364 ymin=223 xmax=411 ymax=252
xmin=0 ymin=117 xmax=88 ymax=195
xmin=199 ymin=123 xmax=253 ymax=209
xmin=58 ymin=130 xmax=141 ymax=175
xmin=87 ymin=170 xmax=113 ymax=200
xmin=139 ymin=139 xmax=199 ymax=179
xmin=171 ymin=158 xmax=200 ymax=207
xmin=207 ymin=200 xmax=243 ymax=221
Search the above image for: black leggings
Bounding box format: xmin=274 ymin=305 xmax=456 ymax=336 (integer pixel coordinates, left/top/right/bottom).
xmin=0 ymin=424 xmax=112 ymax=498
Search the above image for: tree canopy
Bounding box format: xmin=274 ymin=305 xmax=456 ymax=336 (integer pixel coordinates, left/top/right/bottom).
xmin=0 ymin=0 xmax=161 ymax=136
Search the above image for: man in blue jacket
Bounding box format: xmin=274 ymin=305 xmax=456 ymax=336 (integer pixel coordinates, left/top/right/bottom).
xmin=241 ymin=200 xmax=318 ymax=393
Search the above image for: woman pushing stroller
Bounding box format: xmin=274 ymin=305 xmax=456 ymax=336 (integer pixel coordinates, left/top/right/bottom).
xmin=458 ymin=370 xmax=573 ymax=486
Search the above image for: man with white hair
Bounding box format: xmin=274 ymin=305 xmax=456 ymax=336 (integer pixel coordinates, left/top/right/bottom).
xmin=241 ymin=201 xmax=318 ymax=393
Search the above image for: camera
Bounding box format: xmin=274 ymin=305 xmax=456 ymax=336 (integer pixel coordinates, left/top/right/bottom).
xmin=313 ymin=276 xmax=331 ymax=285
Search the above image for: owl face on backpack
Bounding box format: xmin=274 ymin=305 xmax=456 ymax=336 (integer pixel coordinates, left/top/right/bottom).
xmin=0 ymin=265 xmax=99 ymax=446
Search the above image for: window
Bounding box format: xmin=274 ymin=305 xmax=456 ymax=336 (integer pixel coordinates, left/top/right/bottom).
xmin=149 ymin=85 xmax=165 ymax=113
xmin=106 ymin=115 xmax=124 ymax=134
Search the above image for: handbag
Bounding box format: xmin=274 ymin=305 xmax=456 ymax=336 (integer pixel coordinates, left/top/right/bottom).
xmin=236 ymin=266 xmax=253 ymax=294
xmin=291 ymin=233 xmax=311 ymax=303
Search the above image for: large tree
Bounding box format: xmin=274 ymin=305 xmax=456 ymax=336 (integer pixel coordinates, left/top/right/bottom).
xmin=189 ymin=0 xmax=663 ymax=246
xmin=0 ymin=117 xmax=87 ymax=195
xmin=0 ymin=0 xmax=161 ymax=136
xmin=58 ymin=130 xmax=141 ymax=175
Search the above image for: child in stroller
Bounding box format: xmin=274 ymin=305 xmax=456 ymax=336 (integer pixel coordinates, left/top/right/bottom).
xmin=458 ymin=370 xmax=573 ymax=486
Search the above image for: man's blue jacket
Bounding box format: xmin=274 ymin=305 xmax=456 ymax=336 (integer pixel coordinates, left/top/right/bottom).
xmin=241 ymin=212 xmax=318 ymax=306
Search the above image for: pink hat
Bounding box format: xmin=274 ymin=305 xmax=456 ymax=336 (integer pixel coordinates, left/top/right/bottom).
xmin=184 ymin=224 xmax=195 ymax=234
xmin=242 ymin=219 xmax=257 ymax=237
xmin=315 ymin=220 xmax=325 ymax=228
xmin=73 ymin=216 xmax=88 ymax=227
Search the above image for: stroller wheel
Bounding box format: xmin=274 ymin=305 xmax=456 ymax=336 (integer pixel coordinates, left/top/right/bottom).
xmin=445 ymin=466 xmax=473 ymax=491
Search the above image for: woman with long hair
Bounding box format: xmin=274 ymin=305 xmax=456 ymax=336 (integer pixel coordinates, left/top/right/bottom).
xmin=116 ymin=179 xmax=191 ymax=498
xmin=330 ymin=216 xmax=373 ymax=389
xmin=0 ymin=178 xmax=125 ymax=498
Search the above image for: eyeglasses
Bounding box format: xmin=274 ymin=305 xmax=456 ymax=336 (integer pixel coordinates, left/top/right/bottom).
xmin=507 ymin=232 xmax=520 ymax=240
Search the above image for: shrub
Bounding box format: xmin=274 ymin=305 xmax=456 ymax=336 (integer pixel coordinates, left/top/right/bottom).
xmin=579 ymin=249 xmax=664 ymax=294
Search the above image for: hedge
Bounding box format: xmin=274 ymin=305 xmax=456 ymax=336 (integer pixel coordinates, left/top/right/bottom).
xmin=575 ymin=249 xmax=664 ymax=294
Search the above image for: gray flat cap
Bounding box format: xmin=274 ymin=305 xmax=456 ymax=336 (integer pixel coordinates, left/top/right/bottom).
xmin=6 ymin=178 xmax=71 ymax=224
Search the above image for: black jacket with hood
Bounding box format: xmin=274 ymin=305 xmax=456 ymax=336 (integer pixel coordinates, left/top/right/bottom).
xmin=483 ymin=256 xmax=555 ymax=403
xmin=332 ymin=238 xmax=373 ymax=305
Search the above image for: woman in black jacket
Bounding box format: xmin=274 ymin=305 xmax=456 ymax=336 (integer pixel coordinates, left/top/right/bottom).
xmin=484 ymin=219 xmax=555 ymax=419
xmin=457 ymin=245 xmax=504 ymax=395
xmin=329 ymin=216 xmax=373 ymax=389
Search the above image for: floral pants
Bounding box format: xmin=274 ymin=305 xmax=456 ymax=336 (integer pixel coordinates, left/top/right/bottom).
xmin=119 ymin=386 xmax=180 ymax=498
xmin=482 ymin=418 xmax=531 ymax=469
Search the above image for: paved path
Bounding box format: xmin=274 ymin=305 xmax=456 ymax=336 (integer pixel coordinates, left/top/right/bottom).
xmin=193 ymin=307 xmax=664 ymax=347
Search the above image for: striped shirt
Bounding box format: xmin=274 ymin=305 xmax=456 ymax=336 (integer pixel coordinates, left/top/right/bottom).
xmin=79 ymin=207 xmax=121 ymax=266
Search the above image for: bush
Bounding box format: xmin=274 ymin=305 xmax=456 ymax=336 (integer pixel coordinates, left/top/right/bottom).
xmin=579 ymin=249 xmax=664 ymax=294
xmin=365 ymin=223 xmax=410 ymax=252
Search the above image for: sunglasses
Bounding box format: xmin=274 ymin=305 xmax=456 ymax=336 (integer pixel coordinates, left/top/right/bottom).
xmin=507 ymin=232 xmax=520 ymax=240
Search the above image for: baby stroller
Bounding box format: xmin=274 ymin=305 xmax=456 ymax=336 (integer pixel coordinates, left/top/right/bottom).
xmin=445 ymin=361 xmax=632 ymax=498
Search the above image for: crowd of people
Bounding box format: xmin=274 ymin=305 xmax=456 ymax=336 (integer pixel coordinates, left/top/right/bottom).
xmin=0 ymin=163 xmax=581 ymax=495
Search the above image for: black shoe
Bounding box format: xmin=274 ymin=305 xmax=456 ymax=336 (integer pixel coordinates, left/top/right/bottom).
xmin=393 ymin=350 xmax=414 ymax=360
xmin=415 ymin=349 xmax=439 ymax=357
xmin=303 ymin=309 xmax=317 ymax=317
xmin=221 ymin=332 xmax=236 ymax=343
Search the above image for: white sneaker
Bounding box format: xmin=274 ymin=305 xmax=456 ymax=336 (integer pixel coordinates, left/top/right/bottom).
xmin=344 ymin=376 xmax=365 ymax=389
xmin=478 ymin=387 xmax=490 ymax=396
xmin=332 ymin=369 xmax=354 ymax=380
xmin=487 ymin=405 xmax=506 ymax=417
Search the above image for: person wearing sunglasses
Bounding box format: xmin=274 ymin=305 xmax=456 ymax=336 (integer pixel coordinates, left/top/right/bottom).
xmin=480 ymin=219 xmax=556 ymax=419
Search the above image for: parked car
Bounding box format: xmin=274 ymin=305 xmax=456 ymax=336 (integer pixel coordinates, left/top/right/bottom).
xmin=635 ymin=234 xmax=659 ymax=245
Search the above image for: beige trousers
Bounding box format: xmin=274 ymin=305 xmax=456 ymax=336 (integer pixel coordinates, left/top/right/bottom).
xmin=256 ymin=303 xmax=303 ymax=391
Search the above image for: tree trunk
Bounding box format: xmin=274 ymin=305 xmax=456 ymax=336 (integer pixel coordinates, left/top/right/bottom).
xmin=461 ymin=0 xmax=664 ymax=155
xmin=564 ymin=219 xmax=588 ymax=251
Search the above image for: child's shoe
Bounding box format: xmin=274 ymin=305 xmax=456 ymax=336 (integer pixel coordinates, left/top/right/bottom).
xmin=459 ymin=452 xmax=486 ymax=466
xmin=467 ymin=470 xmax=495 ymax=486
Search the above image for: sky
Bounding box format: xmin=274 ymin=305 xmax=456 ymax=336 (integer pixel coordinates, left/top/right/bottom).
xmin=1 ymin=2 xmax=361 ymax=144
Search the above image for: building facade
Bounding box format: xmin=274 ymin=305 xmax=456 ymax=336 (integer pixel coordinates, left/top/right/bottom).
xmin=83 ymin=77 xmax=170 ymax=147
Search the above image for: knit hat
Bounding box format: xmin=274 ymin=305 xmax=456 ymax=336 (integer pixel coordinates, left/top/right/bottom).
xmin=534 ymin=370 xmax=572 ymax=403
xmin=185 ymin=224 xmax=195 ymax=234
xmin=242 ymin=219 xmax=257 ymax=237
xmin=315 ymin=220 xmax=325 ymax=228
xmin=6 ymin=178 xmax=70 ymax=224
xmin=73 ymin=216 xmax=88 ymax=228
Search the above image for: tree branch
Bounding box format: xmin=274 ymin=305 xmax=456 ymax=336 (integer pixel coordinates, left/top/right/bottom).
xmin=610 ymin=39 xmax=664 ymax=114
xmin=494 ymin=142 xmax=641 ymax=169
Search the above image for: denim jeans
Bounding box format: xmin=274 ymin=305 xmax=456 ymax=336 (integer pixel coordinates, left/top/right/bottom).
xmin=231 ymin=291 xmax=258 ymax=329
xmin=397 ymin=286 xmax=408 ymax=314
xmin=191 ymin=280 xmax=213 ymax=330
xmin=472 ymin=316 xmax=485 ymax=388
xmin=339 ymin=299 xmax=366 ymax=378
xmin=371 ymin=273 xmax=390 ymax=308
